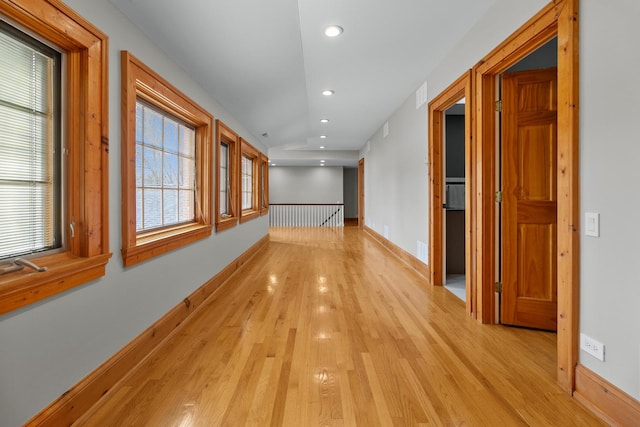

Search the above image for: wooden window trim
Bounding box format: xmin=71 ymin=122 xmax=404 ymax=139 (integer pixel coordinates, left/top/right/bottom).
xmin=215 ymin=120 xmax=239 ymax=232
xmin=0 ymin=0 xmax=110 ymax=315
xmin=121 ymin=51 xmax=213 ymax=267
xmin=239 ymin=139 xmax=260 ymax=223
xmin=259 ymin=154 xmax=269 ymax=216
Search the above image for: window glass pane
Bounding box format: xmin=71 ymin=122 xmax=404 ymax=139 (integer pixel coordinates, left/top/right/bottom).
xmin=179 ymin=156 xmax=195 ymax=189
xmin=0 ymin=22 xmax=60 ymax=260
xmin=143 ymin=106 xmax=163 ymax=148
xmin=219 ymin=142 xmax=229 ymax=215
xmin=164 ymin=117 xmax=179 ymax=154
xmin=179 ymin=190 xmax=194 ymax=223
xmin=261 ymin=163 xmax=266 ymax=208
xmin=163 ymin=153 xmax=178 ymax=188
xmin=0 ymin=107 xmax=50 ymax=182
xmin=136 ymin=103 xmax=143 ymax=142
xmin=241 ymin=155 xmax=252 ymax=210
xmin=179 ymin=125 xmax=195 ymax=157
xmin=143 ymin=188 xmax=162 ymax=230
xmin=135 ymin=144 xmax=143 ymax=187
xmin=143 ymin=146 xmax=162 ymax=188
xmin=163 ymin=189 xmax=178 ymax=224
xmin=0 ymin=33 xmax=50 ymax=113
xmin=136 ymin=188 xmax=143 ymax=231
xmin=136 ymin=100 xmax=196 ymax=232
xmin=0 ymin=184 xmax=52 ymax=258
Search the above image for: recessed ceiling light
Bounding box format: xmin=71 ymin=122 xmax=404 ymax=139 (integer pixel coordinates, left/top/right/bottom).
xmin=322 ymin=90 xmax=334 ymax=96
xmin=324 ymin=25 xmax=343 ymax=37
xmin=320 ymin=146 xmax=325 ymax=149
xmin=320 ymin=135 xmax=327 ymax=139
xmin=320 ymin=119 xmax=329 ymax=123
xmin=320 ymin=160 xmax=325 ymax=163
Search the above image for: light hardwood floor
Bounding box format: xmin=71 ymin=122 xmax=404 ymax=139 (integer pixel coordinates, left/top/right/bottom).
xmin=77 ymin=227 xmax=605 ymax=426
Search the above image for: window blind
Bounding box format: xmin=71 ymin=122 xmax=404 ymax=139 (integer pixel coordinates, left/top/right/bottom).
xmin=0 ymin=22 xmax=60 ymax=260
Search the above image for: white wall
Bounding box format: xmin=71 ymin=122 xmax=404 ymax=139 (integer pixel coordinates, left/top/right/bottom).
xmin=364 ymin=94 xmax=429 ymax=259
xmin=343 ymin=167 xmax=358 ymax=218
xmin=361 ymin=0 xmax=549 ymax=265
xmin=363 ymin=0 xmax=640 ymax=403
xmin=269 ymin=166 xmax=343 ymax=204
xmin=0 ymin=1 xmax=269 ymax=425
xmin=579 ymin=0 xmax=640 ymax=400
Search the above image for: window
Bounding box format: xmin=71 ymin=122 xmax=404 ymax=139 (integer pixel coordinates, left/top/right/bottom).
xmin=239 ymin=139 xmax=260 ymax=223
xmin=259 ymin=154 xmax=269 ymax=216
xmin=121 ymin=51 xmax=213 ymax=267
xmin=0 ymin=2 xmax=110 ymax=315
xmin=215 ymin=120 xmax=239 ymax=231
xmin=241 ymin=155 xmax=253 ymax=210
xmin=136 ymin=101 xmax=196 ymax=232
xmin=0 ymin=22 xmax=61 ymax=260
xmin=220 ymin=143 xmax=229 ymax=213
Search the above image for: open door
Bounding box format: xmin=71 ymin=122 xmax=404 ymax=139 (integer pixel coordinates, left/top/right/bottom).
xmin=500 ymin=67 xmax=557 ymax=331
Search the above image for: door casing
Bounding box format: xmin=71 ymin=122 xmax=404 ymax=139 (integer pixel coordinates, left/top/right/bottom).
xmin=429 ymin=71 xmax=474 ymax=316
xmin=474 ymin=0 xmax=579 ymax=393
xmin=429 ymin=0 xmax=579 ymax=392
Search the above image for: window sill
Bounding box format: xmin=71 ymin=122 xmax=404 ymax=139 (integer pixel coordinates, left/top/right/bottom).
xmin=0 ymin=252 xmax=112 ymax=315
xmin=122 ymin=223 xmax=212 ymax=267
xmin=240 ymin=210 xmax=260 ymax=224
xmin=216 ymin=216 xmax=238 ymax=232
xmin=260 ymin=207 xmax=269 ymax=217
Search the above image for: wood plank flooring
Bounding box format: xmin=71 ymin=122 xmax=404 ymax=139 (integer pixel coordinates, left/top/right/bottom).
xmin=76 ymin=227 xmax=605 ymax=426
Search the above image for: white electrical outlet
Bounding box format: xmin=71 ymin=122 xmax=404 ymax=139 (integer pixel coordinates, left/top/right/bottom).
xmin=580 ymin=333 xmax=605 ymax=361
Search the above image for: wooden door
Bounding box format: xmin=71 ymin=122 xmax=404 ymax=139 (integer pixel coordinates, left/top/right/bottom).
xmin=501 ymin=68 xmax=557 ymax=331
xmin=358 ymin=158 xmax=364 ymax=228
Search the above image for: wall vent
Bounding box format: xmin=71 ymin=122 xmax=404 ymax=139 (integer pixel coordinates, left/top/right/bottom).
xmin=417 ymin=240 xmax=428 ymax=263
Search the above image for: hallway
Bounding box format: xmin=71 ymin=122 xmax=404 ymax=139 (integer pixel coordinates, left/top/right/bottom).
xmin=77 ymin=227 xmax=603 ymax=426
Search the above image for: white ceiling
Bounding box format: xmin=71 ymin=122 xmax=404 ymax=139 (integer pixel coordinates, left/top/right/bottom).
xmin=109 ymin=0 xmax=496 ymax=166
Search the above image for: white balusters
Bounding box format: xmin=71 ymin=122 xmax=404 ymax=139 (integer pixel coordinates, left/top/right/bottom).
xmin=269 ymin=204 xmax=344 ymax=227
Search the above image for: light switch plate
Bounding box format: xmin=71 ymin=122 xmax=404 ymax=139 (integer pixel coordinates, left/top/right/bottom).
xmin=585 ymin=212 xmax=599 ymax=237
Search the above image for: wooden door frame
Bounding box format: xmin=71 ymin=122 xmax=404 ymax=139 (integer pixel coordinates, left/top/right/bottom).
xmin=358 ymin=158 xmax=364 ymax=228
xmin=473 ymin=0 xmax=579 ymax=392
xmin=428 ymin=70 xmax=474 ymax=317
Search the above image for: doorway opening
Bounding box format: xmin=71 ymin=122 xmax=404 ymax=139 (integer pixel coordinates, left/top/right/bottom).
xmin=443 ymin=99 xmax=467 ymax=301
xmin=429 ymin=70 xmax=474 ymax=316
xmin=473 ymin=0 xmax=579 ymax=392
xmin=430 ymin=0 xmax=578 ymax=392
